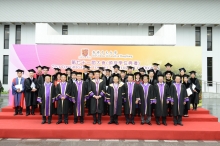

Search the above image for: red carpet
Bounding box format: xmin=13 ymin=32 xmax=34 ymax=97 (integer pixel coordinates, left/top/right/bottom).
xmin=0 ymin=106 xmax=220 ymax=140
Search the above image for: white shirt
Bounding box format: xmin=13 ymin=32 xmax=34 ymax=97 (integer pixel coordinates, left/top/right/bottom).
xmin=18 ymin=77 xmax=21 ymax=84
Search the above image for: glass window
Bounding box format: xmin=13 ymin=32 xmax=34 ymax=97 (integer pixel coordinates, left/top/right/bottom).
xmin=207 ymin=27 xmax=212 ymax=51
xmin=207 ymin=57 xmax=213 ymax=86
xmin=195 ymin=27 xmax=201 ymax=46
xmin=62 ymin=25 xmax=68 ymax=35
xmin=3 ymin=55 xmax=9 ymax=84
xmin=4 ymin=25 xmax=9 ymax=49
xmin=15 ymin=25 xmax=21 ymax=44
xmin=148 ymin=26 xmax=154 ymax=36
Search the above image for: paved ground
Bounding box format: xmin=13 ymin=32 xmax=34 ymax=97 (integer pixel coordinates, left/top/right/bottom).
xmin=0 ymin=139 xmax=220 ymax=146
xmin=1 ymin=94 xmax=220 ymax=145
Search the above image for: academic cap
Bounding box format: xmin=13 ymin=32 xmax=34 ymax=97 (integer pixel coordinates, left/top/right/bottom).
xmin=138 ymin=67 xmax=146 ymax=72
xmin=113 ymin=64 xmax=120 ymax=69
xmin=189 ymin=71 xmax=197 ymax=74
xmin=83 ymin=65 xmax=90 ymax=69
xmin=28 ymin=69 xmax=36 ymax=73
xmin=179 ymin=68 xmax=186 ymax=72
xmin=16 ymin=69 xmax=24 ymax=73
xmin=152 ymin=63 xmax=159 ymax=66
xmin=164 ymin=63 xmax=173 ymax=67
xmin=99 ymin=67 xmax=105 ymax=71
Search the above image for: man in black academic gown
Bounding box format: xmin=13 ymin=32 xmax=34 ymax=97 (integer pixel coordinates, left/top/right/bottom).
xmin=65 ymin=68 xmax=72 ymax=82
xmin=37 ymin=66 xmax=50 ymax=115
xmin=37 ymin=74 xmax=56 ymax=124
xmin=34 ymin=65 xmax=42 ymax=79
xmin=164 ymin=71 xmax=174 ymax=117
xmin=67 ymin=71 xmax=76 ymax=115
xmin=72 ymin=72 xmax=89 ymax=124
xmin=138 ymin=67 xmax=146 ymax=76
xmin=24 ymin=69 xmax=39 ymax=116
xmin=111 ymin=64 xmax=121 ymax=82
xmin=90 ymin=70 xmax=106 ymax=125
xmin=152 ymin=63 xmax=163 ymax=81
xmin=127 ymin=66 xmax=134 ymax=75
xmin=124 ymin=74 xmax=140 ymax=125
xmin=139 ymin=74 xmax=154 ymax=125
xmin=106 ymin=74 xmax=125 ymax=125
xmin=120 ymin=70 xmax=127 ymax=83
xmin=55 ymin=73 xmax=74 ymax=124
xmin=170 ymin=75 xmax=187 ymax=126
xmin=163 ymin=63 xmax=175 ymax=80
xmin=147 ymin=69 xmax=157 ymax=117
xmin=52 ymin=68 xmax=60 ymax=82
xmin=103 ymin=69 xmax=112 ymax=116
xmin=188 ymin=71 xmax=200 ymax=110
xmin=86 ymin=71 xmax=94 ymax=115
xmin=83 ymin=65 xmax=90 ymax=81
xmin=154 ymin=75 xmax=170 ymax=126
xmin=179 ymin=68 xmax=186 ymax=83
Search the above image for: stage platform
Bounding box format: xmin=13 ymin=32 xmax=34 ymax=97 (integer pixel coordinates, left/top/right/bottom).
xmin=0 ymin=106 xmax=220 ymax=140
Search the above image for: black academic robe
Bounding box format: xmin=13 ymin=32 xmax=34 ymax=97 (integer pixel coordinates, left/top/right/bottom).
xmin=124 ymin=82 xmax=140 ymax=115
xmin=90 ymin=79 xmax=106 ymax=114
xmin=163 ymin=71 xmax=175 ymax=80
xmin=83 ymin=73 xmax=89 ymax=81
xmin=154 ymin=83 xmax=170 ymax=117
xmin=153 ymin=70 xmax=163 ymax=80
xmin=188 ymin=78 xmax=200 ymax=104
xmin=106 ymin=82 xmax=125 ymax=116
xmin=120 ymin=77 xmax=128 ymax=83
xmin=24 ymin=78 xmax=39 ymax=106
xmin=56 ymin=82 xmax=74 ymax=115
xmin=140 ymin=83 xmax=154 ymax=116
xmin=38 ymin=83 xmax=56 ymax=116
xmin=182 ymin=82 xmax=191 ymax=110
xmin=149 ymin=78 xmax=158 ymax=85
xmin=170 ymin=83 xmax=187 ymax=116
xmin=72 ymin=81 xmax=88 ymax=117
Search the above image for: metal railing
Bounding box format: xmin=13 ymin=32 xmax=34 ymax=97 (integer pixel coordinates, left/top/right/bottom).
xmin=201 ymin=80 xmax=220 ymax=93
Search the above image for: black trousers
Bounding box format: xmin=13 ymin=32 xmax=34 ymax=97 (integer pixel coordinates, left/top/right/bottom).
xmin=156 ymin=116 xmax=166 ymax=123
xmin=103 ymin=102 xmax=109 ymax=115
xmin=39 ymin=104 xmax=42 ymax=115
xmin=168 ymin=103 xmax=172 ymax=116
xmin=135 ymin=104 xmax=141 ymax=116
xmin=42 ymin=116 xmax=52 ymax=122
xmin=86 ymin=99 xmax=91 ymax=114
xmin=151 ymin=104 xmax=155 ymax=116
xmin=125 ymin=114 xmax=134 ymax=122
xmin=58 ymin=114 xmax=68 ymax=122
xmin=69 ymin=101 xmax=73 ymax=114
xmin=93 ymin=113 xmax=102 ymax=122
xmin=110 ymin=115 xmax=118 ymax=123
xmin=15 ymin=106 xmax=23 ymax=114
xmin=26 ymin=106 xmax=35 ymax=114
xmin=173 ymin=115 xmax=182 ymax=124
xmin=184 ymin=104 xmax=188 ymax=115
xmin=74 ymin=115 xmax=84 ymax=122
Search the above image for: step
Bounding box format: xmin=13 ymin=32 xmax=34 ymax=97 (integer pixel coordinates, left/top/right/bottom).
xmin=1 ymin=106 xmax=210 ymax=114
xmin=0 ymin=112 xmax=218 ymax=122
xmin=0 ymin=119 xmax=220 ymax=140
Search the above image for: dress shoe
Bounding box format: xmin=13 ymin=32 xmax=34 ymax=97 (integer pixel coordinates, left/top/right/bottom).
xmin=74 ymin=121 xmax=77 ymax=124
xmin=156 ymin=122 xmax=161 ymax=125
xmin=178 ymin=123 xmax=183 ymax=126
xmin=14 ymin=113 xmax=18 ymax=116
xmin=41 ymin=121 xmax=46 ymax=124
xmin=174 ymin=123 xmax=177 ymax=126
xmin=80 ymin=121 xmax=84 ymax=124
xmin=163 ymin=122 xmax=167 ymax=126
xmin=48 ymin=121 xmax=51 ymax=124
xmin=56 ymin=121 xmax=62 ymax=124
xmin=108 ymin=121 xmax=113 ymax=124
xmin=98 ymin=121 xmax=101 ymax=125
xmin=126 ymin=122 xmax=129 ymax=125
xmin=141 ymin=122 xmax=145 ymax=125
xmin=147 ymin=122 xmax=152 ymax=125
xmin=26 ymin=113 xmax=29 ymax=116
xmin=115 ymin=122 xmax=119 ymax=125
xmin=131 ymin=121 xmax=135 ymax=125
xmin=31 ymin=113 xmax=35 ymax=115
xmin=19 ymin=113 xmax=23 ymax=115
xmin=93 ymin=121 xmax=97 ymax=124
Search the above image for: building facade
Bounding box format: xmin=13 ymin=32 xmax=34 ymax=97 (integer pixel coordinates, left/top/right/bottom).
xmin=0 ymin=0 xmax=220 ymax=91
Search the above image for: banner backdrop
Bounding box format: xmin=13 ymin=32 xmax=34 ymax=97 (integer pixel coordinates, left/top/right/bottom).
xmin=9 ymin=45 xmax=202 ymax=105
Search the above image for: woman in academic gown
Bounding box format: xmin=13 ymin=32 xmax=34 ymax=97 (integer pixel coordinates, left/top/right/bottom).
xmin=106 ymin=74 xmax=125 ymax=125
xmin=124 ymin=74 xmax=140 ymax=125
xmin=89 ymin=70 xmax=106 ymax=125
xmin=53 ymin=72 xmax=62 ymax=115
xmin=139 ymin=74 xmax=154 ymax=125
xmin=55 ymin=73 xmax=74 ymax=124
xmin=182 ymin=74 xmax=191 ymax=117
xmin=188 ymin=71 xmax=201 ymax=110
